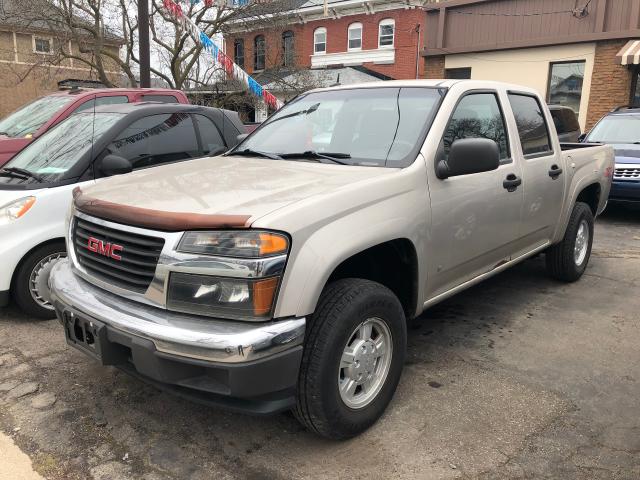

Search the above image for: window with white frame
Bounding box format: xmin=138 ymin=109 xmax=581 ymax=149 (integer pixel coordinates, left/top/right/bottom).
xmin=314 ymin=27 xmax=326 ymax=54
xmin=378 ymin=19 xmax=395 ymax=48
xmin=33 ymin=36 xmax=52 ymax=54
xmin=348 ymin=23 xmax=362 ymax=51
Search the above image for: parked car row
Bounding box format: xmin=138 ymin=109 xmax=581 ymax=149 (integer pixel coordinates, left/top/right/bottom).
xmin=0 ymin=80 xmax=630 ymax=440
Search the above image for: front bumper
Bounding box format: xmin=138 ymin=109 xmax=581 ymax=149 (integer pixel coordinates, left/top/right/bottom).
xmin=610 ymin=180 xmax=640 ymax=202
xmin=49 ymin=260 xmax=306 ymax=414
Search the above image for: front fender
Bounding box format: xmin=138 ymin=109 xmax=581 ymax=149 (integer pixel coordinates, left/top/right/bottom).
xmin=259 ymin=161 xmax=431 ymax=319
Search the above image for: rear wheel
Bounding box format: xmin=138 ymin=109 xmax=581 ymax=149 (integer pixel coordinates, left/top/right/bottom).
xmin=13 ymin=242 xmax=66 ymax=319
xmin=546 ymin=202 xmax=594 ymax=282
xmin=294 ymin=278 xmax=407 ymax=439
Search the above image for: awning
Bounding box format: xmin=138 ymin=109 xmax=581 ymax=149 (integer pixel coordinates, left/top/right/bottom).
xmin=617 ymin=40 xmax=640 ymax=65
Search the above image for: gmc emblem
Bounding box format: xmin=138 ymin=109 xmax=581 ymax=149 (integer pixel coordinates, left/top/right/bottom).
xmin=87 ymin=236 xmax=123 ymax=261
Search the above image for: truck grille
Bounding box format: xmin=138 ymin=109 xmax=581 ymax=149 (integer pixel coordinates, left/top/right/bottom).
xmin=73 ymin=217 xmax=165 ymax=292
xmin=614 ymin=166 xmax=640 ymax=180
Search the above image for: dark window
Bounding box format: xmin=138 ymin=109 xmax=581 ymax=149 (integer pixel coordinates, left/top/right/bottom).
xmin=445 ymin=67 xmax=472 ymax=79
xmin=234 ymin=39 xmax=245 ymax=69
xmin=194 ymin=114 xmax=226 ymax=155
xmin=282 ymin=31 xmax=294 ymax=67
xmin=107 ymin=113 xmax=200 ymax=170
xmin=140 ymin=94 xmax=179 ymax=103
xmin=34 ymin=37 xmax=51 ymax=54
xmin=254 ymin=35 xmax=266 ymax=71
xmin=75 ymin=95 xmax=129 ymax=113
xmin=443 ymin=92 xmax=510 ymax=162
xmin=547 ymin=61 xmax=585 ymax=116
xmin=549 ymin=107 xmax=579 ymax=134
xmin=508 ymin=94 xmax=553 ymax=157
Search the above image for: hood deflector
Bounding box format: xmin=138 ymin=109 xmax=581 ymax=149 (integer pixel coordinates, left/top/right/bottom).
xmin=73 ymin=188 xmax=252 ymax=232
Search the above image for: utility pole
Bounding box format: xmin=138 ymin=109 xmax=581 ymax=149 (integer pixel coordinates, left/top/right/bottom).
xmin=138 ymin=0 xmax=151 ymax=88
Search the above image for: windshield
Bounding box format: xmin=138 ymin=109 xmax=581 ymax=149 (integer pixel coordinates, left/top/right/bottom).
xmin=234 ymin=87 xmax=445 ymax=167
xmin=0 ymin=95 xmax=75 ymax=138
xmin=3 ymin=112 xmax=124 ymax=182
xmin=586 ymin=115 xmax=640 ymax=144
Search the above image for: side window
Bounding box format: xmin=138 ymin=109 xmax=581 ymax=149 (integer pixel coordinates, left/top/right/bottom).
xmin=550 ymin=109 xmax=566 ymax=134
xmin=443 ymin=93 xmax=510 ymax=163
xmin=107 ymin=113 xmax=200 ymax=170
xmin=508 ymin=94 xmax=553 ymax=157
xmin=76 ymin=96 xmax=129 ymax=113
xmin=141 ymin=94 xmax=179 ymax=103
xmin=194 ymin=114 xmax=226 ymax=155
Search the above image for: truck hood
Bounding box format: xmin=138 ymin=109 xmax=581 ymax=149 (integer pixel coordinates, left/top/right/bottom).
xmin=78 ymin=156 xmax=395 ymax=225
xmin=613 ymin=145 xmax=640 ymax=164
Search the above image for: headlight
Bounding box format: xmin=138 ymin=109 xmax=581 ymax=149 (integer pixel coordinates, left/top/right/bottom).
xmin=178 ymin=231 xmax=289 ymax=258
xmin=0 ymin=196 xmax=36 ymax=225
xmin=167 ymin=273 xmax=279 ymax=321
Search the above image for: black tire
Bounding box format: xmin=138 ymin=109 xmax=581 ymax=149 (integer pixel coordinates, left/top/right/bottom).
xmin=546 ymin=202 xmax=594 ymax=282
xmin=294 ymin=278 xmax=407 ymax=439
xmin=12 ymin=242 xmax=66 ymax=319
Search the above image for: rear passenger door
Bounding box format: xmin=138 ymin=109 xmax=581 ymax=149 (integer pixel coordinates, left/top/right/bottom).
xmin=426 ymin=91 xmax=524 ymax=299
xmin=507 ymin=93 xmax=565 ymax=252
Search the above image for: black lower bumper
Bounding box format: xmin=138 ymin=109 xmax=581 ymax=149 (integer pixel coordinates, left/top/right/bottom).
xmin=59 ymin=310 xmax=302 ymax=415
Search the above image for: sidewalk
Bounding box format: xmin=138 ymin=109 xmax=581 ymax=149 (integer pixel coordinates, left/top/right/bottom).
xmin=0 ymin=433 xmax=44 ymax=480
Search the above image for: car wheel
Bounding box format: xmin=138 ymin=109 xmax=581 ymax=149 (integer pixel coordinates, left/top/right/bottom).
xmin=294 ymin=278 xmax=407 ymax=439
xmin=546 ymin=202 xmax=594 ymax=282
xmin=13 ymin=242 xmax=66 ymax=319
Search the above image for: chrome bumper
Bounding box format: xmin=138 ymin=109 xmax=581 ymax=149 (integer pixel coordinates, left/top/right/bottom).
xmin=49 ymin=259 xmax=306 ymax=364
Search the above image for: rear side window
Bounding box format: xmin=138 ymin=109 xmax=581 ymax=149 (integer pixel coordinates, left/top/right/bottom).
xmin=550 ymin=109 xmax=566 ymax=134
xmin=442 ymin=92 xmax=510 ymax=162
xmin=75 ymin=96 xmax=129 ymax=113
xmin=141 ymin=94 xmax=179 ymax=103
xmin=194 ymin=114 xmax=226 ymax=155
xmin=562 ymin=108 xmax=580 ymax=132
xmin=107 ymin=113 xmax=200 ymax=170
xmin=508 ymin=94 xmax=553 ymax=157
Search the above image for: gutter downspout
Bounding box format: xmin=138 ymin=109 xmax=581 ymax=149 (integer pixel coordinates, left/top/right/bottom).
xmin=415 ymin=24 xmax=421 ymax=79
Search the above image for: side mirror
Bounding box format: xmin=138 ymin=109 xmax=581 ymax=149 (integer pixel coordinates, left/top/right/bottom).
xmin=578 ymin=133 xmax=587 ymax=143
xmin=100 ymin=154 xmax=132 ymax=176
xmin=236 ymin=133 xmax=249 ymax=143
xmin=436 ymin=138 xmax=500 ymax=179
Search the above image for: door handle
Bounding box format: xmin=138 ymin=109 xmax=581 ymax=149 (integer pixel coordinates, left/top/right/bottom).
xmin=503 ymin=174 xmax=522 ymax=192
xmin=549 ymin=164 xmax=563 ymax=179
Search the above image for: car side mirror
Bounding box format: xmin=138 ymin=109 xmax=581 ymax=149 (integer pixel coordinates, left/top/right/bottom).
xmin=436 ymin=138 xmax=500 ymax=179
xmin=100 ymin=154 xmax=132 ymax=176
xmin=237 ymin=133 xmax=249 ymax=143
xmin=578 ymin=133 xmax=587 ymax=143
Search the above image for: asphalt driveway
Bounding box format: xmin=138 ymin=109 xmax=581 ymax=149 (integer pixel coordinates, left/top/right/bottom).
xmin=1 ymin=205 xmax=639 ymax=480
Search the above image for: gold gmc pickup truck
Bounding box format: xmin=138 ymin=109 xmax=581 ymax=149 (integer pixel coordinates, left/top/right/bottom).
xmin=49 ymin=80 xmax=614 ymax=439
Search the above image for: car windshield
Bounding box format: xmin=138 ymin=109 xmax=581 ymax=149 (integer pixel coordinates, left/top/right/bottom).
xmin=0 ymin=95 xmax=75 ymax=138
xmin=586 ymin=115 xmax=640 ymax=144
xmin=3 ymin=112 xmax=124 ymax=182
xmin=234 ymin=87 xmax=445 ymax=167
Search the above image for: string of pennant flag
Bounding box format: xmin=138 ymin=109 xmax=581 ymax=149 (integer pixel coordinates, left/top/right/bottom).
xmin=162 ymin=0 xmax=282 ymax=109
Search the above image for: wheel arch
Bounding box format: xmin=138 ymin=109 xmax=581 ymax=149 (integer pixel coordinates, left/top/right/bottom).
xmin=10 ymin=237 xmax=67 ymax=290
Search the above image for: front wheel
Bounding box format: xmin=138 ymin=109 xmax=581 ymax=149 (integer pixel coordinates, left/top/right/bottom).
xmin=12 ymin=242 xmax=66 ymax=319
xmin=294 ymin=278 xmax=407 ymax=439
xmin=546 ymin=202 xmax=594 ymax=282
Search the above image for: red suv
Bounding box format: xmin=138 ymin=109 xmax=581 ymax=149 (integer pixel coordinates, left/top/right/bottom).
xmin=0 ymin=88 xmax=189 ymax=166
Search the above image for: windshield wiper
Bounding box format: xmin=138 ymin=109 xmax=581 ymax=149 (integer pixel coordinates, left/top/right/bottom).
xmin=280 ymin=151 xmax=351 ymax=165
xmin=264 ymin=103 xmax=321 ymax=126
xmin=230 ymin=148 xmax=283 ymax=160
xmin=0 ymin=167 xmax=43 ymax=182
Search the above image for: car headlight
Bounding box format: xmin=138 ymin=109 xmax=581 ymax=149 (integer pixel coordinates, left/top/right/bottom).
xmin=167 ymin=273 xmax=280 ymax=321
xmin=0 ymin=196 xmax=36 ymax=225
xmin=177 ymin=231 xmax=289 ymax=258
xmin=170 ymin=231 xmax=289 ymax=320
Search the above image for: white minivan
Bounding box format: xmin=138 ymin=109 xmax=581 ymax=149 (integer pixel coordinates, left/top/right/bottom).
xmin=0 ymin=102 xmax=243 ymax=318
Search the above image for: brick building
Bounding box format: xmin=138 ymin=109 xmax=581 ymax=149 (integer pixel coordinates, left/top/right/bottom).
xmin=0 ymin=1 xmax=123 ymax=118
xmin=225 ymin=0 xmax=428 ymax=84
xmin=422 ymin=0 xmax=640 ymax=131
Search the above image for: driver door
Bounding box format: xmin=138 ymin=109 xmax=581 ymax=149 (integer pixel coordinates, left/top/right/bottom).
xmin=425 ymin=91 xmax=524 ymax=300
